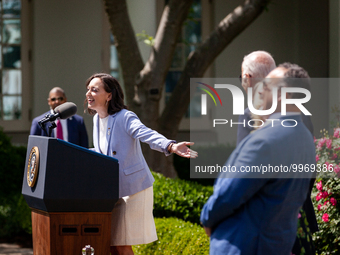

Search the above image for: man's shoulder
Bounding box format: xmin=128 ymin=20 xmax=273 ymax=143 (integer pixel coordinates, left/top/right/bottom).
xmin=32 ymin=111 xmax=49 ymax=123
xmin=247 ymin=117 xmax=313 ymax=148
xmin=68 ymin=114 xmax=87 ymax=128
xmin=72 ymin=114 xmax=85 ymax=121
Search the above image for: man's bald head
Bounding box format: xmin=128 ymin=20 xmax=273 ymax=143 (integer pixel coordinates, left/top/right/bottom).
xmin=49 ymin=87 xmax=65 ymax=97
xmin=241 ymin=51 xmax=276 ymax=92
xmin=48 ymin=87 xmax=67 ymax=110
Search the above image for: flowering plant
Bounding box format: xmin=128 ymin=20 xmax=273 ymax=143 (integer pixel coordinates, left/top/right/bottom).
xmin=312 ymin=129 xmax=340 ymax=254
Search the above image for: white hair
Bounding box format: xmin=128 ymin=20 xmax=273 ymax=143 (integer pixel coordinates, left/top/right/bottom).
xmin=242 ymin=51 xmax=276 ymax=79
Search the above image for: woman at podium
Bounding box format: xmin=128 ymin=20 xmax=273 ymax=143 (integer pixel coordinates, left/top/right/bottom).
xmin=84 ymin=73 xmax=197 ymax=255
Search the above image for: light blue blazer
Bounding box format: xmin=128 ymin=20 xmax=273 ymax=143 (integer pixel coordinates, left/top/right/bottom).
xmin=92 ymin=109 xmax=174 ymax=197
xmin=201 ymin=114 xmax=316 ymax=255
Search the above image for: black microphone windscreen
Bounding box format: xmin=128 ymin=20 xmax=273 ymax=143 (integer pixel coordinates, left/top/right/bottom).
xmin=54 ymin=102 xmax=77 ymax=119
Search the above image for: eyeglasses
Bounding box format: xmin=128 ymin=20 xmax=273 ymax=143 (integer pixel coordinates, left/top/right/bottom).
xmin=50 ymin=97 xmax=64 ymax=102
xmin=239 ymin=73 xmax=252 ymax=82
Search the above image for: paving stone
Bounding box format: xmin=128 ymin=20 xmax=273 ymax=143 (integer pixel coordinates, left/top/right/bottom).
xmin=0 ymin=243 xmax=33 ymax=255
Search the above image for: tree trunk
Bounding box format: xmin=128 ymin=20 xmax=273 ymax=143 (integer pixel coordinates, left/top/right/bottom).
xmin=103 ymin=0 xmax=271 ymax=177
xmin=103 ymin=0 xmax=145 ymax=115
xmin=160 ymin=0 xmax=272 ymax=138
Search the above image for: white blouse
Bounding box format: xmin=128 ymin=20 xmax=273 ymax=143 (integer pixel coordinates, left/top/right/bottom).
xmin=99 ymin=115 xmax=109 ymax=154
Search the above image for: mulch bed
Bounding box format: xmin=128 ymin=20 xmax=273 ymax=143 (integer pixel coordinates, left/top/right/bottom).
xmin=0 ymin=232 xmax=32 ymax=248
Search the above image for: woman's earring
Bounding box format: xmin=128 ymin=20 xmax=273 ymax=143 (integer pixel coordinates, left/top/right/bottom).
xmin=105 ymin=101 xmax=108 ymax=106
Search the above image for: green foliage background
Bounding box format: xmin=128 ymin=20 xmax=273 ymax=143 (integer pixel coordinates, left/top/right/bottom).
xmin=153 ymin=172 xmax=212 ymax=224
xmin=0 ymin=128 xmax=31 ymax=239
xmin=2 ymin=127 xmax=340 ymax=254
xmin=133 ymin=217 xmax=209 ymax=254
xmin=311 ymin=130 xmax=340 ymax=254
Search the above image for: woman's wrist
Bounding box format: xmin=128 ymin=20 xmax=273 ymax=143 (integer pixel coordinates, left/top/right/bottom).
xmin=168 ymin=142 xmax=175 ymax=154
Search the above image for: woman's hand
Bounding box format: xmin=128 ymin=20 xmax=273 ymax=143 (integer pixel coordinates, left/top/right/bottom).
xmin=169 ymin=142 xmax=198 ymax=158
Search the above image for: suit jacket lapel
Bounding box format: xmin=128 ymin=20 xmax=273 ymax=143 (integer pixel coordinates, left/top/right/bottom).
xmin=105 ymin=113 xmax=118 ymax=155
xmin=66 ymin=117 xmax=73 ymax=142
xmin=93 ymin=114 xmax=100 ymax=152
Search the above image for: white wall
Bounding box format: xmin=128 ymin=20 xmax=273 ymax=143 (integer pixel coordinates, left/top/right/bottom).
xmin=126 ymin=0 xmax=157 ymax=63
xmin=32 ymin=0 xmax=105 ymax=145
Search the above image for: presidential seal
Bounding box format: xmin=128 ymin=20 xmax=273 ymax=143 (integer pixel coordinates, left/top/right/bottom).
xmin=27 ymin=146 xmax=40 ymax=187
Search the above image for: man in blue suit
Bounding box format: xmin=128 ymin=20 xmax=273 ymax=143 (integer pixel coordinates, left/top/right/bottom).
xmin=200 ymin=65 xmax=315 ymax=254
xmin=30 ymin=87 xmax=89 ymax=148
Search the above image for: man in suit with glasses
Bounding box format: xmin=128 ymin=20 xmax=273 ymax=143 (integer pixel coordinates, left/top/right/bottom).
xmin=30 ymin=87 xmax=89 ymax=148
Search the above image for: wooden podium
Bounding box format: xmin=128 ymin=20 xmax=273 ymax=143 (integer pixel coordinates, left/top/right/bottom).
xmin=22 ymin=136 xmax=119 ymax=255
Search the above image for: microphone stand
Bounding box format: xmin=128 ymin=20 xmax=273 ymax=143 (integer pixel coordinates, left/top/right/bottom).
xmin=37 ymin=102 xmax=76 ymax=138
xmin=48 ymin=121 xmax=57 ymax=137
xmin=38 ymin=113 xmax=57 ymax=137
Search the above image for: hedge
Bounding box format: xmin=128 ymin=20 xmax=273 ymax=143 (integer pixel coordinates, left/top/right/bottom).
xmin=152 ymin=171 xmax=213 ymax=224
xmin=0 ymin=128 xmax=27 ymax=199
xmin=0 ymin=128 xmax=31 ymax=239
xmin=133 ymin=217 xmax=209 ymax=255
xmin=0 ymin=126 xmax=213 ymax=239
xmin=0 ymin=194 xmax=31 ymax=238
xmin=312 ymin=130 xmax=340 ymax=254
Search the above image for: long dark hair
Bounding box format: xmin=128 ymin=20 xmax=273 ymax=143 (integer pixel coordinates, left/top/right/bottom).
xmin=84 ymin=73 xmax=127 ymax=115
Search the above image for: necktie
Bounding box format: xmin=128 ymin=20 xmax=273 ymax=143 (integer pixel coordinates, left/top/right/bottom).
xmin=56 ymin=119 xmax=64 ymax=140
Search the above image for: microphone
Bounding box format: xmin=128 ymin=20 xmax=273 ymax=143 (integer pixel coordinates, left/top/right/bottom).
xmin=38 ymin=102 xmax=77 ymax=126
xmin=54 ymin=102 xmax=77 ymax=119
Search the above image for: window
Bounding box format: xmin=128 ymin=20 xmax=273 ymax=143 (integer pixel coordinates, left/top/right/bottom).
xmin=162 ymin=0 xmax=212 ymax=131
xmin=165 ymin=0 xmax=202 ymax=113
xmin=164 ymin=0 xmax=213 ymax=129
xmin=110 ymin=34 xmax=120 ymax=80
xmin=0 ymin=0 xmax=31 ymax=133
xmin=101 ymin=5 xmax=120 ymax=82
xmin=0 ymin=0 xmax=22 ymax=121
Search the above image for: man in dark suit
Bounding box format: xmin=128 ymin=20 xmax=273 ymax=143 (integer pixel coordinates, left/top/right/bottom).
xmin=30 ymin=87 xmax=89 ymax=148
xmin=201 ymin=65 xmax=316 ymax=254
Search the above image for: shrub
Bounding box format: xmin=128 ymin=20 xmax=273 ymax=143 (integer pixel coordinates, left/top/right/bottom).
xmin=152 ymin=172 xmax=213 ymax=224
xmin=173 ymin=144 xmax=235 ymax=186
xmin=0 ymin=128 xmax=27 ymax=198
xmin=0 ymin=194 xmax=32 ymax=238
xmin=0 ymin=127 xmax=214 ymax=246
xmin=133 ymin=217 xmax=209 ymax=254
xmin=312 ymin=129 xmax=340 ymax=254
xmin=0 ymin=128 xmax=30 ymax=239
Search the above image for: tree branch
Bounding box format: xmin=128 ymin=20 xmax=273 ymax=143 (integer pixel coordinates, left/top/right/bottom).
xmin=159 ymin=0 xmax=271 ymax=135
xmin=137 ymin=0 xmax=193 ymax=96
xmin=103 ymin=0 xmax=144 ymax=108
